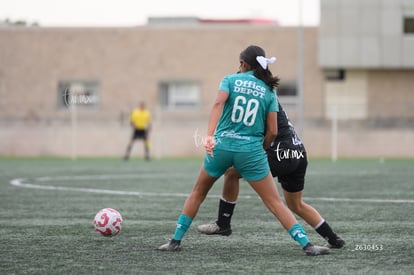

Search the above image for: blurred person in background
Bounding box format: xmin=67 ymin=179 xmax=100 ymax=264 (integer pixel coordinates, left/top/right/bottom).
xmin=124 ymin=101 xmax=151 ymax=161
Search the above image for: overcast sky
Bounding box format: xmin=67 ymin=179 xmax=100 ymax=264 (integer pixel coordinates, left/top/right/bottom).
xmin=0 ymin=0 xmax=320 ymax=27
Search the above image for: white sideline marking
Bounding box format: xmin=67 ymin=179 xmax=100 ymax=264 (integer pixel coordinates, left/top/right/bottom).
xmin=35 ymin=173 xmax=190 ymax=182
xmin=10 ymin=178 xmax=192 ymax=198
xmin=9 ymin=176 xmax=414 ymax=204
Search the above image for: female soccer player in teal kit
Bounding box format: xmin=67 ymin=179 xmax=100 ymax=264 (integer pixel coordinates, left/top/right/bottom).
xmin=158 ymin=45 xmax=329 ymax=256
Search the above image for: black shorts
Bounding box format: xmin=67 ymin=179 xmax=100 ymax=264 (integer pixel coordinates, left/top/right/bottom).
xmin=266 ymin=142 xmax=307 ymax=193
xmin=132 ymin=129 xmax=148 ymax=140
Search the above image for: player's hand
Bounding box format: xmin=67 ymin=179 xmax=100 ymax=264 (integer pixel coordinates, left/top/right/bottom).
xmin=204 ymin=136 xmax=215 ymax=157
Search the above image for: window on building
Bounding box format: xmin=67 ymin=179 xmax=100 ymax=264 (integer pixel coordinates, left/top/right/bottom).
xmin=404 ymin=17 xmax=414 ymax=34
xmin=159 ymin=81 xmax=200 ymax=109
xmin=324 ymin=69 xmax=346 ymax=81
xmin=276 ymin=82 xmax=298 ymax=108
xmin=57 ymin=80 xmax=99 ymax=109
xmin=277 ymin=82 xmax=297 ymax=97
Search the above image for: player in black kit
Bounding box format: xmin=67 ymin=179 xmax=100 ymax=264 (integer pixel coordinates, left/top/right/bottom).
xmin=197 ymin=102 xmax=345 ymax=248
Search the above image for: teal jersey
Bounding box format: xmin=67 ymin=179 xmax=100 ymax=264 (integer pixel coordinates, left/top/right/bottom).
xmin=215 ymin=71 xmax=278 ymax=152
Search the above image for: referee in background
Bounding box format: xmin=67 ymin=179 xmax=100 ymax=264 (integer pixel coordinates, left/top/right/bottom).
xmin=124 ymin=101 xmax=151 ymax=161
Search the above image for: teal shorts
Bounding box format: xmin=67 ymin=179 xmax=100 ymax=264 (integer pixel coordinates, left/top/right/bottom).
xmin=204 ymin=148 xmax=270 ymax=182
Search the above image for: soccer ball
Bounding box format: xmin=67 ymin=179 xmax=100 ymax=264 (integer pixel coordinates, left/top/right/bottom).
xmin=93 ymin=208 xmax=123 ymax=237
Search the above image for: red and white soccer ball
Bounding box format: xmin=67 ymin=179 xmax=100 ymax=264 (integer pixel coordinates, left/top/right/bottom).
xmin=93 ymin=208 xmax=123 ymax=237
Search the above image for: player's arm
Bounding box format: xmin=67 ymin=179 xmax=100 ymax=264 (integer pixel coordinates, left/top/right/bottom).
xmin=263 ymin=111 xmax=277 ymax=149
xmin=205 ymin=90 xmax=228 ymax=156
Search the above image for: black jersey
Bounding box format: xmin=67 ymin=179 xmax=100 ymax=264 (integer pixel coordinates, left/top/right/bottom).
xmin=266 ymin=102 xmax=307 ymax=189
xmin=273 ymin=102 xmax=304 ymax=149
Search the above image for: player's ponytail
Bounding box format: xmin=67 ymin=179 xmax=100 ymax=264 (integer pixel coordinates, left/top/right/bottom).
xmin=239 ymin=45 xmax=280 ymax=90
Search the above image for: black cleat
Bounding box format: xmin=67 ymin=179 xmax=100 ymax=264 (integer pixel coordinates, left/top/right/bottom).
xmin=327 ymin=236 xmax=345 ymax=248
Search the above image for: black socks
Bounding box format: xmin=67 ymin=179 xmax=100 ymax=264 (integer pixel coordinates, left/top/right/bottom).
xmin=315 ymin=220 xmax=339 ymax=245
xmin=216 ymin=198 xmax=236 ymax=229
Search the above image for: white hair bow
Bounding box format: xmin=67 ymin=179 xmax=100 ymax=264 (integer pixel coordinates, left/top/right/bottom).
xmin=256 ymin=56 xmax=277 ymax=69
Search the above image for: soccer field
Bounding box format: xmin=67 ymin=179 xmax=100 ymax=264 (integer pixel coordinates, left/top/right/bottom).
xmin=0 ymin=157 xmax=413 ymax=274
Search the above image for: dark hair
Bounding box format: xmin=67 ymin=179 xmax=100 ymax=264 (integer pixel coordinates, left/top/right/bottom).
xmin=239 ymin=45 xmax=280 ymax=90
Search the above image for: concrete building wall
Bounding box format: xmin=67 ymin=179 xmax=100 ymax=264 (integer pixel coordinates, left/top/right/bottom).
xmin=314 ymin=0 xmax=414 ymax=158
xmin=0 ymin=26 xmax=318 ymax=118
xmin=0 ymin=25 xmax=323 ymax=157
xmin=0 ymin=23 xmax=413 ymax=158
xmin=319 ymin=0 xmax=414 ymax=68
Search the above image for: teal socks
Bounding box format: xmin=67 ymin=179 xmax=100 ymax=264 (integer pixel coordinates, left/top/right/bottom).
xmin=172 ymin=213 xmax=193 ymax=241
xmin=288 ymin=223 xmax=310 ymax=248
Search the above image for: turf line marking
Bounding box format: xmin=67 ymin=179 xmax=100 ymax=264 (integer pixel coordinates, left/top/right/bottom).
xmin=35 ymin=173 xmax=191 ymax=182
xmin=302 ymin=197 xmax=414 ymax=204
xmin=9 ymin=177 xmax=414 ymax=204
xmin=10 ymin=178 xmax=191 ymax=198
